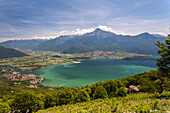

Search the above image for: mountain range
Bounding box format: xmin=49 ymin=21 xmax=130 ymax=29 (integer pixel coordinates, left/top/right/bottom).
xmin=0 ymin=28 xmax=166 ymax=55
xmin=0 ymin=39 xmax=47 ymax=50
xmin=0 ymin=46 xmax=29 ymax=59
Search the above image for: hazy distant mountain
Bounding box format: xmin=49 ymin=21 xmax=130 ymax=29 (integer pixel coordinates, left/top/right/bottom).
xmin=0 ymin=46 xmax=29 ymax=59
xmin=0 ymin=39 xmax=47 ymax=49
xmin=32 ymin=35 xmax=78 ymax=51
xmin=152 ymin=34 xmax=166 ymax=38
xmin=60 ymin=29 xmax=165 ymax=54
xmin=0 ymin=29 xmax=166 ymax=54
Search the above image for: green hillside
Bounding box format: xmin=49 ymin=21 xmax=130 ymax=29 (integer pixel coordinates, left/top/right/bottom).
xmin=0 ymin=39 xmax=46 ymax=50
xmin=0 ymin=46 xmax=29 ymax=59
xmin=37 ymin=92 xmax=170 ymax=113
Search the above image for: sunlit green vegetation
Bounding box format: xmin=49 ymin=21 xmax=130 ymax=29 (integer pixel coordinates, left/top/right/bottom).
xmin=37 ymin=92 xmax=170 ymax=113
xmin=0 ymin=67 xmax=169 ymax=112
xmin=0 ymin=46 xmax=29 ymax=59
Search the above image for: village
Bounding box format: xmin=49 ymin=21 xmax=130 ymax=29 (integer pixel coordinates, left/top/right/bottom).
xmin=0 ymin=67 xmax=43 ymax=88
xmin=0 ymin=51 xmax=73 ymax=71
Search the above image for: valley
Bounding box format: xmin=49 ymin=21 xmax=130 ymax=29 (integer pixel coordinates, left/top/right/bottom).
xmin=0 ymin=0 xmax=169 ymax=112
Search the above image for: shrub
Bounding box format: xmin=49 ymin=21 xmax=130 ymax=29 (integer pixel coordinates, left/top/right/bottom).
xmin=74 ymin=89 xmax=90 ymax=102
xmin=12 ymin=91 xmax=44 ymax=112
xmin=84 ymin=87 xmax=92 ymax=96
xmin=115 ymin=80 xmax=126 ymax=88
xmin=56 ymin=89 xmax=74 ymax=105
xmin=0 ymin=103 xmax=11 ymax=113
xmin=44 ymin=93 xmax=56 ymax=108
xmin=135 ymin=102 xmax=151 ymax=113
xmin=115 ymin=87 xmax=127 ymax=97
xmin=93 ymin=86 xmax=108 ymax=99
xmin=103 ymin=80 xmax=118 ymax=96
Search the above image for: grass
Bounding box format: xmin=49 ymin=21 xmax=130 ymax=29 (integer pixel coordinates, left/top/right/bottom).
xmin=37 ymin=92 xmax=170 ymax=113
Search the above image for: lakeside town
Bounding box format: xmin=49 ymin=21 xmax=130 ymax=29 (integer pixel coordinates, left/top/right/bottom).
xmin=0 ymin=67 xmax=43 ymax=88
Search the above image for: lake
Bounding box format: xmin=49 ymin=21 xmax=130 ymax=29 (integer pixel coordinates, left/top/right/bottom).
xmin=32 ymin=58 xmax=157 ymax=88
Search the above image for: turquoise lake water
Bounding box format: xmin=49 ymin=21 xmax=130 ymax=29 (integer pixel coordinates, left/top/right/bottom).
xmin=28 ymin=58 xmax=157 ymax=88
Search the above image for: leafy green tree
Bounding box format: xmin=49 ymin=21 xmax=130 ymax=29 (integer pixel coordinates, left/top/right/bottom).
xmin=89 ymin=82 xmax=103 ymax=97
xmin=0 ymin=103 xmax=11 ymax=113
xmin=155 ymin=34 xmax=170 ymax=77
xmin=12 ymin=91 xmax=44 ymax=113
xmin=115 ymin=87 xmax=127 ymax=97
xmin=103 ymin=80 xmax=118 ymax=96
xmin=84 ymin=86 xmax=92 ymax=96
xmin=115 ymin=80 xmax=126 ymax=88
xmin=138 ymin=78 xmax=156 ymax=92
xmin=155 ymin=34 xmax=170 ymax=93
xmin=93 ymin=86 xmax=108 ymax=99
xmin=56 ymin=89 xmax=74 ymax=105
xmin=74 ymin=89 xmax=90 ymax=102
xmin=44 ymin=93 xmax=56 ymax=109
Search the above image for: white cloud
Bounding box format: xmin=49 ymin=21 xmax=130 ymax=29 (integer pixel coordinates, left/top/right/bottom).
xmin=59 ymin=25 xmax=114 ymax=35
xmin=0 ymin=24 xmax=168 ymax=42
xmin=33 ymin=36 xmax=57 ymax=39
xmin=20 ymin=19 xmax=33 ymax=24
xmin=97 ymin=25 xmax=113 ymax=32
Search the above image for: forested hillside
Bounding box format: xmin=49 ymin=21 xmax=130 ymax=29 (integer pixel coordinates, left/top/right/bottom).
xmin=33 ymin=35 xmax=78 ymax=51
xmin=0 ymin=39 xmax=46 ymax=50
xmin=60 ymin=29 xmax=165 ymax=54
xmin=0 ymin=46 xmax=29 ymax=59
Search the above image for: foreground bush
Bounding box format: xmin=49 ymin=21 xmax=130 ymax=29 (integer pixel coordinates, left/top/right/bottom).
xmin=12 ymin=91 xmax=44 ymax=112
xmin=44 ymin=93 xmax=56 ymax=109
xmin=56 ymin=89 xmax=74 ymax=105
xmin=0 ymin=103 xmax=11 ymax=113
xmin=74 ymin=89 xmax=90 ymax=102
xmin=37 ymin=92 xmax=170 ymax=113
xmin=115 ymin=87 xmax=127 ymax=97
xmin=93 ymin=86 xmax=108 ymax=99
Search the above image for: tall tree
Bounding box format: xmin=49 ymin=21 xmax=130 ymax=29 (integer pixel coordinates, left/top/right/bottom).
xmin=155 ymin=34 xmax=170 ymax=93
xmin=12 ymin=91 xmax=44 ymax=113
xmin=155 ymin=34 xmax=170 ymax=76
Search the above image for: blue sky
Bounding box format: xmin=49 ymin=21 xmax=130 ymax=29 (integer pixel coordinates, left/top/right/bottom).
xmin=0 ymin=0 xmax=170 ymax=41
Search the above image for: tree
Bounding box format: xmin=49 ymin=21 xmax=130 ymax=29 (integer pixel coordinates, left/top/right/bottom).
xmin=115 ymin=87 xmax=127 ymax=97
xmin=103 ymin=80 xmax=118 ymax=96
xmin=93 ymin=86 xmax=108 ymax=99
xmin=155 ymin=34 xmax=170 ymax=77
xmin=84 ymin=86 xmax=92 ymax=96
xmin=12 ymin=91 xmax=44 ymax=113
xmin=74 ymin=89 xmax=90 ymax=102
xmin=0 ymin=103 xmax=11 ymax=113
xmin=155 ymin=34 xmax=170 ymax=93
xmin=115 ymin=80 xmax=126 ymax=88
xmin=56 ymin=89 xmax=74 ymax=105
xmin=44 ymin=93 xmax=56 ymax=109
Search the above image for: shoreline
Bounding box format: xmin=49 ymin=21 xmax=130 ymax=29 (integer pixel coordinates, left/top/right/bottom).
xmin=0 ymin=56 xmax=155 ymax=87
